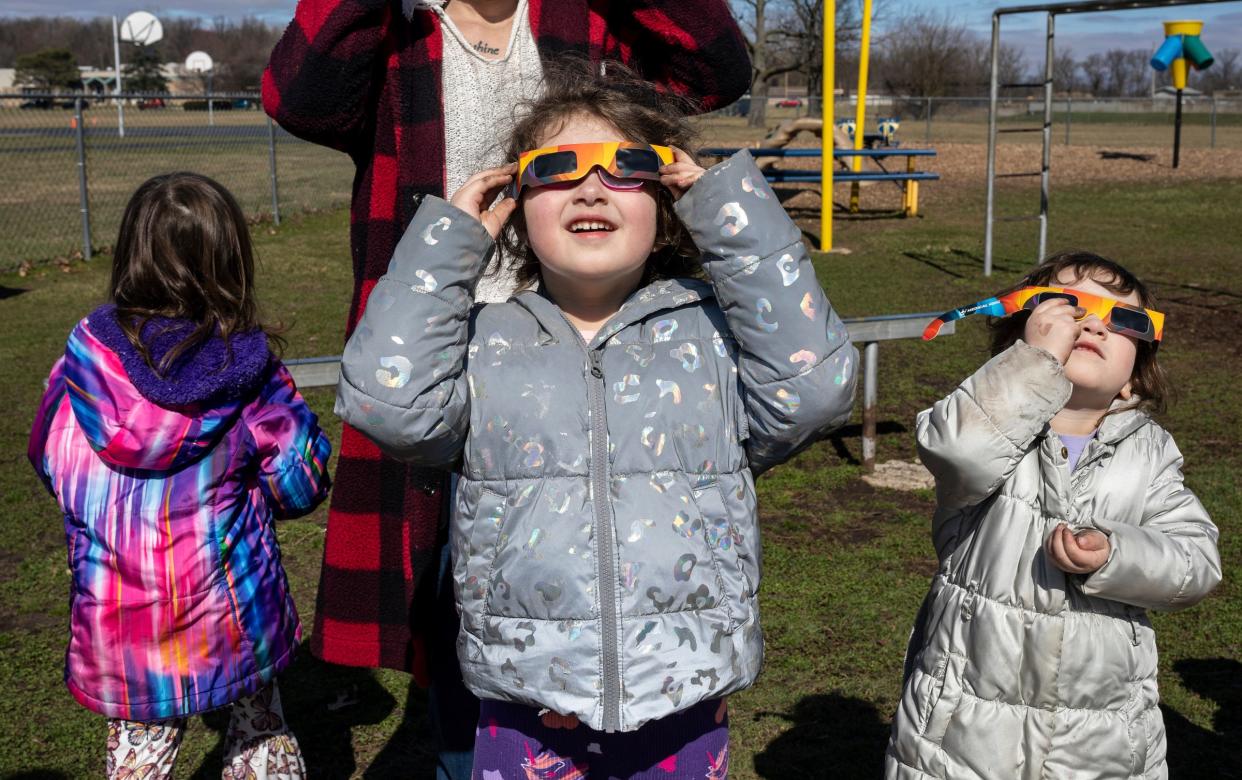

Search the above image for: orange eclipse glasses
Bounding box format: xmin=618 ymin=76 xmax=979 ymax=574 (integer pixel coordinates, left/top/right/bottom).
xmin=512 ymin=141 xmax=674 ymax=196
xmin=923 ymin=285 xmax=1165 ymax=343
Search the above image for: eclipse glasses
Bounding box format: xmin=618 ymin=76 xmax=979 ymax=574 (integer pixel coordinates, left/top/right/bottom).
xmin=511 ymin=142 xmax=674 ymax=196
xmin=923 ymin=285 xmax=1165 ymax=343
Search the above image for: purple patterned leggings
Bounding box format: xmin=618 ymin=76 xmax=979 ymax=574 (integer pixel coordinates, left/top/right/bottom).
xmin=472 ymin=697 xmax=729 ymax=779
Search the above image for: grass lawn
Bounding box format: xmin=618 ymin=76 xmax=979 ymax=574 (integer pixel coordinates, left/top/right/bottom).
xmin=1 ymin=172 xmax=1239 ymax=777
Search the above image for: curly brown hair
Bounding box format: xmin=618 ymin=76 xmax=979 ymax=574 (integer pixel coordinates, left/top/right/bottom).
xmin=988 ymin=250 xmax=1173 ymax=415
xmin=496 ymin=56 xmax=702 ymax=289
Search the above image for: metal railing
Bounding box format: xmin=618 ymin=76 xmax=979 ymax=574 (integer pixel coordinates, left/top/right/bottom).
xmin=0 ymin=92 xmax=355 ymax=270
xmin=285 ymin=312 xmax=955 ymax=473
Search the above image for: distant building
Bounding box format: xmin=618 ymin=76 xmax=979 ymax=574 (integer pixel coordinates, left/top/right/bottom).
xmin=3 ymin=63 xmax=196 ymax=96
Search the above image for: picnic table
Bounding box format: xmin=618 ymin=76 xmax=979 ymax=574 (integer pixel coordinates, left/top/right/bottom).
xmin=698 ymin=146 xmax=939 ymax=216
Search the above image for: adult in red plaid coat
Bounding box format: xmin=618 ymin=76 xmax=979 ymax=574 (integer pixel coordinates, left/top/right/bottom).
xmin=264 ymin=6 xmax=748 ymax=769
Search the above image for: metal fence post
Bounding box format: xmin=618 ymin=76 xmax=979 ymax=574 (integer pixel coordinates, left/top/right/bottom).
xmin=74 ymin=97 xmax=93 ymax=262
xmin=267 ymin=115 xmax=282 ymax=226
xmin=1211 ymin=96 xmax=1217 ymax=148
xmin=861 ymin=341 xmax=879 ymax=472
xmin=925 ymin=96 xmax=932 ymax=143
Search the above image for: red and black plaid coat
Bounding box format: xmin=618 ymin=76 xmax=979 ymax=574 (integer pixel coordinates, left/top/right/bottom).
xmin=263 ymin=0 xmax=750 ymax=678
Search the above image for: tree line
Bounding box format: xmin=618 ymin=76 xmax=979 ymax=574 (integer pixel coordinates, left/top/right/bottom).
xmin=1 ymin=16 xmax=284 ymax=93
xmin=5 ymin=8 xmax=1238 ymax=102
xmin=733 ymin=2 xmax=1240 ymax=126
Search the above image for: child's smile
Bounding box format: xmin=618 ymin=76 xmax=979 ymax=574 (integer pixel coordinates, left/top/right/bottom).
xmin=521 ymin=114 xmax=658 ymax=291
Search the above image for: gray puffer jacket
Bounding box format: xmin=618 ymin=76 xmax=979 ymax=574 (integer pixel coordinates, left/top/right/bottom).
xmin=336 ymin=151 xmax=858 ymax=732
xmin=886 ymin=341 xmax=1221 ymax=779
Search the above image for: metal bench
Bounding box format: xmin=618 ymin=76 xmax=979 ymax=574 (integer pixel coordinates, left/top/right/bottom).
xmin=287 ymin=313 xmax=953 ymax=474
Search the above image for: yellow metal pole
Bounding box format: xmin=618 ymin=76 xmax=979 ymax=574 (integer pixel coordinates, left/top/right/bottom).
xmin=849 ymin=0 xmax=874 ymax=214
xmin=821 ymin=0 xmax=834 ymax=251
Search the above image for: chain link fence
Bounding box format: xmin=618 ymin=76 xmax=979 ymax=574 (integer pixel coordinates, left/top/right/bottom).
xmin=708 ymin=94 xmax=1242 ymax=149
xmin=0 ymin=92 xmax=355 ymax=271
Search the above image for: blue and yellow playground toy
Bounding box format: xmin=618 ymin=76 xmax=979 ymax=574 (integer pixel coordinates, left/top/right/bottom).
xmin=1150 ymin=20 xmax=1214 ymax=168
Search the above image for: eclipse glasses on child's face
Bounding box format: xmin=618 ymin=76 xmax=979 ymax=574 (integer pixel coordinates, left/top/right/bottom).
xmin=922 ymin=285 xmax=1165 ymax=343
xmin=512 ymin=142 xmax=674 ymax=196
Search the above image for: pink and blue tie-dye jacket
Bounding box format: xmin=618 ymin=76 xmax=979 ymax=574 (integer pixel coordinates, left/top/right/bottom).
xmin=28 ymin=307 xmax=331 ymax=721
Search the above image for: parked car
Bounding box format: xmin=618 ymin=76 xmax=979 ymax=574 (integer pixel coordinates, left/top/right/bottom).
xmin=776 ymin=98 xmax=803 ymax=108
xmin=19 ymin=99 xmax=53 ymax=110
xmin=137 ymin=98 xmax=166 ymax=110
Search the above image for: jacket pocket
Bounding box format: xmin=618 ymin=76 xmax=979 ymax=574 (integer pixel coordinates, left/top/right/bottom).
xmin=463 ymin=487 xmax=508 ymax=606
xmin=689 ymin=478 xmax=745 ymax=629
xmin=919 ymin=652 xmax=966 ymax=746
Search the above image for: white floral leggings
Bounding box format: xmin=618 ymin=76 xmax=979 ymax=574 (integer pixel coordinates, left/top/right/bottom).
xmin=106 ymin=682 xmax=305 ymax=780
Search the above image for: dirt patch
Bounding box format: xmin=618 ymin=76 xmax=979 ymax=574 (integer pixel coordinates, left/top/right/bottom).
xmin=861 ymin=460 xmax=935 ymax=492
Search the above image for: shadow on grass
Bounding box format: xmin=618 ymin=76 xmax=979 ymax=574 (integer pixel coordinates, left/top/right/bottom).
xmin=5 ymin=772 xmax=70 ymax=779
xmin=752 ymin=694 xmax=890 ymax=778
xmin=188 ymin=644 xmax=405 ymax=779
xmin=901 ymin=248 xmax=1029 ymax=280
xmin=1164 ymin=657 xmax=1242 ymax=779
xmin=826 ymin=421 xmax=909 ymax=465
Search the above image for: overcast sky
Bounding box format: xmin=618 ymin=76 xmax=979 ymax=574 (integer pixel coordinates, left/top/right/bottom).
xmin=2 ymin=0 xmax=1239 ymax=62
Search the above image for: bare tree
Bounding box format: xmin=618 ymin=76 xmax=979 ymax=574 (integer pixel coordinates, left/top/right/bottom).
xmin=1081 ymin=53 xmax=1108 ymax=96
xmin=1053 ymin=49 xmax=1078 ymax=94
xmin=1099 ymin=49 xmax=1146 ymax=96
xmin=731 ymin=0 xmax=868 ymax=127
xmin=1199 ymin=48 xmax=1240 ymax=94
xmin=873 ymin=11 xmax=1021 ymax=98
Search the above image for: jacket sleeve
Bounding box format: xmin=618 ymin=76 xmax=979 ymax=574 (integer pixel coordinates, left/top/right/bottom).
xmin=1080 ymin=434 xmax=1222 ymax=611
xmin=607 ymin=0 xmax=751 ymax=112
xmin=674 ymin=150 xmax=857 ymax=475
xmin=916 ymin=340 xmax=1072 ymax=510
xmin=246 ymin=363 xmax=333 ymax=519
xmin=28 ymin=358 xmax=67 ymax=495
xmin=334 ymin=196 xmax=491 ymax=467
xmin=262 ymin=0 xmax=398 ymax=152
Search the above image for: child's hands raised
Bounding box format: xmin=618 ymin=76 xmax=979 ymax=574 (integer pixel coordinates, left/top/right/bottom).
xmin=660 ymin=147 xmax=706 ymax=201
xmin=1045 ymin=523 xmax=1111 ymax=575
xmin=449 ymin=163 xmax=519 ymax=239
xmin=1023 ymin=298 xmax=1086 ymax=365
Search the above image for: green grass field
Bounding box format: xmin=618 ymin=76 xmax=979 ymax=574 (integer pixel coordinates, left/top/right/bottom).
xmin=1 ymin=171 xmax=1239 ymax=777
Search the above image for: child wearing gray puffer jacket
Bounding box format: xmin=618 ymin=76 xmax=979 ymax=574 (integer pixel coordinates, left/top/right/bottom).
xmin=887 ymin=252 xmax=1221 ymax=780
xmin=336 ymin=66 xmax=856 ymax=775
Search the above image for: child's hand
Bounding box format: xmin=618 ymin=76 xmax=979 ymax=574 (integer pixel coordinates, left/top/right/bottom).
xmin=660 ymin=147 xmax=706 ymax=201
xmin=1023 ymin=298 xmax=1086 ymax=365
xmin=449 ymin=163 xmax=519 ymax=239
xmin=1045 ymin=523 xmax=1110 ymax=575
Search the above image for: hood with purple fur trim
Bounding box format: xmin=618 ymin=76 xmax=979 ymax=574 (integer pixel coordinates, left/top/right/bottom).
xmin=61 ymin=306 xmax=271 ymax=472
xmin=88 ymin=304 xmax=270 ymax=407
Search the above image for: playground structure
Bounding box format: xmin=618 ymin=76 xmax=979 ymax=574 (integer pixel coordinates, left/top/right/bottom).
xmin=983 ymin=0 xmax=1237 ymax=276
xmin=734 ymin=0 xmax=932 ymax=249
xmin=1151 ymin=20 xmax=1216 ymax=168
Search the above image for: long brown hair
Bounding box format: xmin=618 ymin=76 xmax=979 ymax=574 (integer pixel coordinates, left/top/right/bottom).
xmin=989 ymin=250 xmax=1173 ymax=415
xmin=110 ymin=172 xmax=275 ymax=374
xmin=498 ymin=57 xmax=702 ymax=289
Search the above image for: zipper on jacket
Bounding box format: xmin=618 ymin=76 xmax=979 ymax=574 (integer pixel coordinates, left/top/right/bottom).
xmin=586 ymin=348 xmax=622 ymax=732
